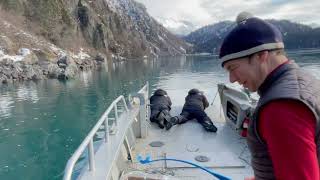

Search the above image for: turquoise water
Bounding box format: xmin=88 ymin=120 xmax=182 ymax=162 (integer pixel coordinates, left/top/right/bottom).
xmin=0 ymin=54 xmax=320 ymax=180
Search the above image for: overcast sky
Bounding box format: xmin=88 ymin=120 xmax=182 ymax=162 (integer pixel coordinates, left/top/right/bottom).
xmin=135 ymin=0 xmax=320 ymax=27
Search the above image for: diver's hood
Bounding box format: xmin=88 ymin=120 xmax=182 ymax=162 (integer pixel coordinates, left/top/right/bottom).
xmin=188 ymin=88 xmax=200 ymax=95
xmin=154 ymin=89 xmax=167 ymax=96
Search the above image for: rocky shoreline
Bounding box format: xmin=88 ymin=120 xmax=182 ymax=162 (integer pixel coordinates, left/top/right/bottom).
xmin=0 ymin=51 xmax=107 ymax=85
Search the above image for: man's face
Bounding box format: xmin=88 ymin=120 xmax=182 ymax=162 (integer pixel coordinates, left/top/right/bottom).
xmin=223 ymin=55 xmax=262 ymax=92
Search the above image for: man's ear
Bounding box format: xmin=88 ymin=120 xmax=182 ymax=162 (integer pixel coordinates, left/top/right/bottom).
xmin=257 ymin=51 xmax=269 ymax=63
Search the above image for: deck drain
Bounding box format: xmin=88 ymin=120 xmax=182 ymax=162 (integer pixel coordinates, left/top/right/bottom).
xmin=149 ymin=141 xmax=164 ymax=147
xmin=195 ymin=155 xmax=210 ymax=162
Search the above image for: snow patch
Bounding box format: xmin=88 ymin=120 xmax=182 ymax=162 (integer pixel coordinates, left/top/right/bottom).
xmin=158 ymin=34 xmax=164 ymax=42
xmin=0 ymin=48 xmax=32 ymax=62
xmin=18 ymin=48 xmax=31 ymax=56
xmin=71 ymin=48 xmax=90 ymax=60
xmin=3 ymin=20 xmax=11 ymax=28
xmin=49 ymin=44 xmax=65 ymax=56
xmin=179 ymin=47 xmax=186 ymax=53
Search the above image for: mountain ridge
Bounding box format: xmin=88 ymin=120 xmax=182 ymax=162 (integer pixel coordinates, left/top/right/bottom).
xmin=184 ymin=19 xmax=320 ymax=54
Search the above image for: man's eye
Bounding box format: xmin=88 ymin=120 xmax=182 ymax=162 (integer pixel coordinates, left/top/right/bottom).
xmin=229 ymin=66 xmax=238 ymax=71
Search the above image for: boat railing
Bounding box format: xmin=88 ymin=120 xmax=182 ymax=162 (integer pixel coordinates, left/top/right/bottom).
xmin=63 ymin=82 xmax=149 ymax=180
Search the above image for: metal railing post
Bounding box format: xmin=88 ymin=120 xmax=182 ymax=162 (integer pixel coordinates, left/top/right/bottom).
xmin=114 ymin=104 xmax=118 ymax=126
xmin=138 ymin=83 xmax=149 ymax=138
xmin=122 ymin=98 xmax=129 ymax=112
xmin=104 ymin=117 xmax=109 ymax=142
xmin=145 ymin=82 xmax=150 ymax=121
xmin=88 ymin=139 xmax=95 ymax=171
xmin=139 ymin=102 xmax=147 ymax=138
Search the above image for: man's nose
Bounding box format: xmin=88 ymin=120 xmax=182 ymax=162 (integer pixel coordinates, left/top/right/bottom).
xmin=229 ymin=73 xmax=237 ymax=83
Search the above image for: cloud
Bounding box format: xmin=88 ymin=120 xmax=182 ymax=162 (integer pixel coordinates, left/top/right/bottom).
xmin=136 ymin=0 xmax=212 ymax=25
xmin=135 ymin=0 xmax=320 ymax=27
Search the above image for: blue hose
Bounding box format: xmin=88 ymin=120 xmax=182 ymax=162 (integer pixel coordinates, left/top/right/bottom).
xmin=137 ymin=155 xmax=231 ymax=180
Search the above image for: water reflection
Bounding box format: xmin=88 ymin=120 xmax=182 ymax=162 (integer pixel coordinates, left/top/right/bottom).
xmin=16 ymin=85 xmax=39 ymax=103
xmin=103 ymin=61 xmax=109 ymax=73
xmin=81 ymin=71 xmax=93 ymax=88
xmin=0 ymin=95 xmax=14 ymax=119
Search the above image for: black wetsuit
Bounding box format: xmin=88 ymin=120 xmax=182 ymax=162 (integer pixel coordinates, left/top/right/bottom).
xmin=171 ymin=89 xmax=217 ymax=132
xmin=149 ymin=89 xmax=172 ymax=128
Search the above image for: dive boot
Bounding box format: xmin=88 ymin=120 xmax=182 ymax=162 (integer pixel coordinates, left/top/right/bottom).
xmin=157 ymin=118 xmax=165 ymax=129
xmin=165 ymin=121 xmax=173 ymax=130
xmin=165 ymin=116 xmax=179 ymax=130
xmin=155 ymin=111 xmax=165 ymax=129
xmin=202 ymin=120 xmax=218 ymax=132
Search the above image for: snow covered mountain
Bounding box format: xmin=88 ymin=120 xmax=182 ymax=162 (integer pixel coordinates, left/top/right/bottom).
xmin=184 ymin=21 xmax=234 ymax=54
xmin=184 ymin=20 xmax=320 ymax=54
xmin=155 ymin=17 xmax=199 ymax=36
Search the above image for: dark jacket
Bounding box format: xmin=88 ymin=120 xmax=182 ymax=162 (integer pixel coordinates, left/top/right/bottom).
xmin=182 ymin=89 xmax=209 ymax=111
xmin=247 ymin=62 xmax=320 ymax=180
xmin=150 ymin=89 xmax=172 ymax=111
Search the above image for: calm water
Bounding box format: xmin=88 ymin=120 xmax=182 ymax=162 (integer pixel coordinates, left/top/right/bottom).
xmin=1 ymin=53 xmax=320 ymax=180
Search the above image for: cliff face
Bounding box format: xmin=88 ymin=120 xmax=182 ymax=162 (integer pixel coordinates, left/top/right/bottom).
xmin=0 ymin=0 xmax=190 ymax=84
xmin=0 ymin=0 xmax=189 ymax=59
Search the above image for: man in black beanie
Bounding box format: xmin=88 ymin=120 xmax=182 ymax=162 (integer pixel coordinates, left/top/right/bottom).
xmin=220 ymin=12 xmax=320 ymax=180
xmin=149 ymin=89 xmax=172 ymax=129
xmin=167 ymin=89 xmax=217 ymax=132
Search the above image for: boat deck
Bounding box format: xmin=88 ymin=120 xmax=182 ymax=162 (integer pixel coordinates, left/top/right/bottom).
xmin=65 ymin=83 xmax=255 ymax=180
xmin=125 ymin=104 xmax=253 ymax=180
